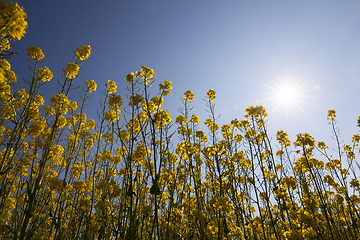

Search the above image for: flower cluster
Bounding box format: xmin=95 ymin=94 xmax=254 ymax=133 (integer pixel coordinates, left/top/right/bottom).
xmin=75 ymin=45 xmax=91 ymax=61
xmin=36 ymin=66 xmax=53 ymax=82
xmin=27 ymin=46 xmax=45 ymax=60
xmin=0 ymin=0 xmax=27 ymax=40
xmin=182 ymin=90 xmax=194 ymax=103
xmin=105 ymin=79 xmax=117 ymax=94
xmin=84 ymin=79 xmax=97 ymax=93
xmin=206 ymin=88 xmax=216 ymax=101
xmin=63 ymin=62 xmax=80 ymax=79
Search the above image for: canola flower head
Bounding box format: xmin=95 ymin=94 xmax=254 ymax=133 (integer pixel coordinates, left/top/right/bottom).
xmin=36 ymin=66 xmax=53 ymax=82
xmin=154 ymin=109 xmax=172 ymax=129
xmin=0 ymin=0 xmax=27 ymax=40
xmin=0 ymin=59 xmax=17 ymax=83
xmin=189 ymin=114 xmax=199 ymax=124
xmin=27 ymin=46 xmax=44 ymax=60
xmin=50 ymin=93 xmax=71 ymax=114
xmin=159 ymin=79 xmax=172 ymax=96
xmin=75 ymin=45 xmax=91 ymax=61
xmin=276 ymin=130 xmax=290 ymax=147
xmin=141 ymin=65 xmax=155 ymax=79
xmin=108 ymin=93 xmax=123 ymax=108
xmin=245 ymin=105 xmax=267 ymax=118
xmin=134 ymin=65 xmax=155 ymax=84
xmin=128 ymin=93 xmax=144 ymax=107
xmin=105 ymin=80 xmax=117 ymax=94
xmin=182 ymin=90 xmax=194 ymax=103
xmin=105 ymin=108 xmax=120 ymax=123
xmin=0 ymin=38 xmax=10 ymax=51
xmin=63 ymin=62 xmax=79 ymax=79
xmin=175 ymin=115 xmax=187 ymax=125
xmin=327 ymin=109 xmax=336 ymax=122
xmin=125 ymin=72 xmax=135 ymax=83
xmin=0 ymin=58 xmax=11 ymax=70
xmin=28 ymin=116 xmax=47 ymax=138
xmin=206 ymin=89 xmax=216 ymax=101
xmin=84 ymin=80 xmax=97 ymax=93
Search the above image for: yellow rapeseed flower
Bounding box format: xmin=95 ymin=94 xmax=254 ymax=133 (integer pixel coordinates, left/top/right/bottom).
xmin=206 ymin=89 xmax=216 ymax=101
xmin=0 ymin=38 xmax=10 ymax=51
xmin=189 ymin=114 xmax=199 ymax=124
xmin=27 ymin=46 xmax=44 ymax=60
xmin=245 ymin=105 xmax=267 ymax=118
xmin=159 ymin=79 xmax=172 ymax=96
xmin=63 ymin=62 xmax=79 ymax=79
xmin=75 ymin=45 xmax=91 ymax=61
xmin=182 ymin=90 xmax=194 ymax=103
xmin=105 ymin=80 xmax=117 ymax=94
xmin=129 ymin=94 xmax=144 ymax=107
xmin=294 ymin=133 xmax=315 ymax=148
xmin=105 ymin=108 xmax=120 ymax=123
xmin=0 ymin=0 xmax=27 ymax=40
xmin=175 ymin=115 xmax=187 ymax=125
xmin=28 ymin=116 xmax=46 ymax=138
xmin=84 ymin=80 xmax=97 ymax=93
xmin=50 ymin=93 xmax=70 ymax=114
xmin=37 ymin=66 xmax=53 ymax=82
xmin=327 ymin=109 xmax=336 ymax=122
xmin=0 ymin=59 xmax=17 ymax=83
xmin=276 ymin=130 xmax=291 ymax=147
xmin=125 ymin=72 xmax=135 ymax=83
xmin=108 ymin=94 xmax=123 ymax=108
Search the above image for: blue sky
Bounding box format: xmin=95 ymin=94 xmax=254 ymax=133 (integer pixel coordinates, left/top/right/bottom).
xmin=10 ymin=0 xmax=360 ymax=148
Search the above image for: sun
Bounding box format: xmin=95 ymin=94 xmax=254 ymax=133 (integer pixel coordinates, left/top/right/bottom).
xmin=266 ymin=77 xmax=307 ymax=113
xmin=276 ymin=84 xmax=299 ymax=105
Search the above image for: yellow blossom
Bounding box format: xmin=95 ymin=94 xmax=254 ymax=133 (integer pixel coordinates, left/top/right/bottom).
xmin=75 ymin=45 xmax=91 ymax=61
xmin=317 ymin=141 xmax=328 ymax=150
xmin=63 ymin=62 xmax=79 ymax=79
xmin=327 ymin=109 xmax=336 ymax=122
xmin=105 ymin=80 xmax=117 ymax=94
xmin=37 ymin=66 xmax=53 ymax=82
xmin=175 ymin=115 xmax=187 ymax=125
xmin=50 ymin=93 xmax=70 ymax=114
xmin=294 ymin=133 xmax=315 ymax=148
xmin=108 ymin=93 xmax=123 ymax=108
xmin=195 ymin=130 xmax=208 ymax=142
xmin=159 ymin=79 xmax=172 ymax=96
xmin=28 ymin=116 xmax=46 ymax=137
xmin=129 ymin=94 xmax=144 ymax=107
xmin=206 ymin=89 xmax=216 ymax=101
xmin=105 ymin=108 xmax=120 ymax=123
xmin=189 ymin=114 xmax=199 ymax=124
xmin=221 ymin=124 xmax=231 ymax=140
xmin=154 ymin=109 xmax=172 ymax=129
xmin=125 ymin=72 xmax=135 ymax=83
xmin=0 ymin=38 xmax=10 ymax=51
xmin=27 ymin=46 xmax=44 ymax=60
xmin=84 ymin=80 xmax=97 ymax=92
xmin=245 ymin=105 xmax=267 ymax=118
xmin=280 ymin=176 xmax=298 ymax=190
xmin=0 ymin=1 xmax=27 ymax=40
xmin=182 ymin=90 xmax=194 ymax=103
xmin=276 ymin=130 xmax=291 ymax=147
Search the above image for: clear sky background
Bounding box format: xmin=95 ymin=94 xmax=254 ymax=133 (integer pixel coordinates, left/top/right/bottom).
xmin=9 ymin=0 xmax=360 ymax=149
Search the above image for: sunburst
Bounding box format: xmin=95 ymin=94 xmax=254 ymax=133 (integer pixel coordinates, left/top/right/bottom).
xmin=266 ymin=77 xmax=308 ymax=114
